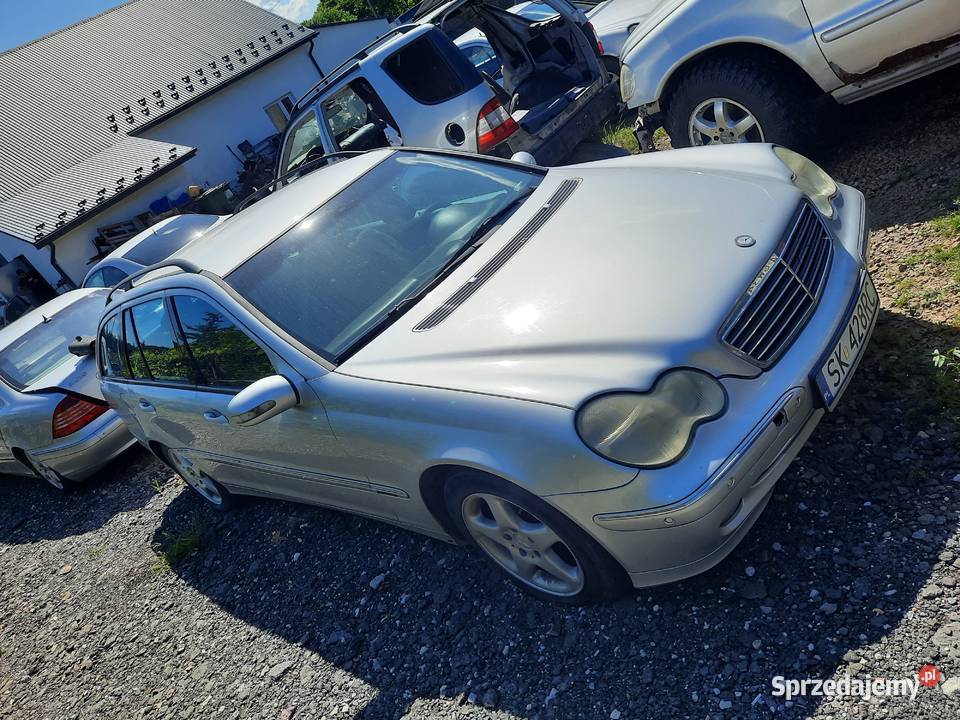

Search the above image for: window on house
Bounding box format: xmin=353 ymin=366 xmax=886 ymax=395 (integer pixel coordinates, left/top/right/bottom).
xmin=265 ymin=93 xmax=296 ymax=132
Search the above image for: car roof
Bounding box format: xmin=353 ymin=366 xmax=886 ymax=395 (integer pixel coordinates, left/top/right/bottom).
xmin=170 ymin=150 xmax=391 ymax=278
xmin=0 ymin=288 xmax=106 ymax=349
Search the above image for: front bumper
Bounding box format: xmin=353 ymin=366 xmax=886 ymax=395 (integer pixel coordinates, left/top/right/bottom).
xmin=549 ymin=184 xmax=875 ymax=587
xmin=29 ymin=410 xmax=137 ymax=482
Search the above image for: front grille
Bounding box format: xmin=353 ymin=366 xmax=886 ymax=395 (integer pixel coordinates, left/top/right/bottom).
xmin=722 ymin=203 xmax=833 ymax=367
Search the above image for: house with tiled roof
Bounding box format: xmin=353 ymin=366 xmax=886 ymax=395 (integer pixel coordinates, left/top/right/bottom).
xmin=0 ymin=0 xmax=386 ymax=298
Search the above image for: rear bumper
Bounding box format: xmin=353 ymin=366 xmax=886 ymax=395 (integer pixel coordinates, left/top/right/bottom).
xmin=528 ymin=80 xmax=621 ymax=166
xmin=29 ymin=410 xmax=136 ymax=481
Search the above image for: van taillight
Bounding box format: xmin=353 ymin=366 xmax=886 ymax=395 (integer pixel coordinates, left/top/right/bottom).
xmin=476 ymin=97 xmax=518 ymax=153
xmin=585 ymin=22 xmax=603 ymax=55
xmin=52 ymin=395 xmax=108 ymax=439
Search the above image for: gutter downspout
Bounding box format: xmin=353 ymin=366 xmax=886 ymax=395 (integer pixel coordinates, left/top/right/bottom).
xmin=47 ymin=242 xmax=76 ymax=291
xmin=307 ymin=37 xmax=325 ymax=79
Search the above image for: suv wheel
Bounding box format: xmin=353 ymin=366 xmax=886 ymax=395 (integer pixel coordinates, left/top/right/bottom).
xmin=443 ymin=470 xmax=629 ymax=604
xmin=162 ymin=448 xmax=237 ymax=510
xmin=663 ymin=55 xmax=811 ymax=151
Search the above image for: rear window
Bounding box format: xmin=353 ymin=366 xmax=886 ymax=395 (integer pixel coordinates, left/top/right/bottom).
xmin=124 ymin=215 xmax=220 ymax=265
xmin=0 ymin=300 xmax=97 ymax=390
xmin=382 ymin=31 xmax=481 ymax=105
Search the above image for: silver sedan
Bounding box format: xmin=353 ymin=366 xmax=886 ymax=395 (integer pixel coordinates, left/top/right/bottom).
xmin=97 ymin=146 xmax=875 ymax=603
xmin=0 ymin=289 xmax=136 ymax=489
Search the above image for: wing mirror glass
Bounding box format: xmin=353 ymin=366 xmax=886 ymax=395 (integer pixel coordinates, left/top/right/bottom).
xmin=227 ymin=375 xmax=298 ymax=427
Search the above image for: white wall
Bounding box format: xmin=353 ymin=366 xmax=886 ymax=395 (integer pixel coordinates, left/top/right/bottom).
xmin=310 ymin=18 xmax=390 ymax=72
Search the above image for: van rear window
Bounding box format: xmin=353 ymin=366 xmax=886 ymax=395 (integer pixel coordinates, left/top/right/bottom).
xmin=382 ymin=32 xmax=480 ymax=105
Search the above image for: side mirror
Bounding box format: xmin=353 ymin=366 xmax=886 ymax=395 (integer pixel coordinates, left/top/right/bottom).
xmin=69 ymin=335 xmax=96 ymax=357
xmin=227 ymin=375 xmax=299 ymax=427
xmin=510 ymin=151 xmax=538 ymax=166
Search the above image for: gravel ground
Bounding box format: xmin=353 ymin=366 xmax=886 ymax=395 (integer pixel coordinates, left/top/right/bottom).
xmin=3 ymin=69 xmax=960 ymax=720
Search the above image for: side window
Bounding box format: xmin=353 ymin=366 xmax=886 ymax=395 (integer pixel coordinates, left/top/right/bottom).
xmin=280 ymin=110 xmax=323 ymax=173
xmin=99 ymin=314 xmax=129 ymax=379
xmin=383 ymin=32 xmax=480 ymax=105
xmin=123 ymin=310 xmax=150 ymax=380
xmin=464 ymin=44 xmax=500 ymax=75
xmin=101 ymin=265 xmax=128 ymax=287
xmin=128 ymin=299 xmax=194 ymax=383
xmin=322 ymin=85 xmax=371 ymax=144
xmin=171 ymin=295 xmax=274 ymax=390
xmin=85 ymin=270 xmax=105 ymax=289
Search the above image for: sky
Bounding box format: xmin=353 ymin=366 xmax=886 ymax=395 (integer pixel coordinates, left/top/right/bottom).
xmin=0 ymin=0 xmax=315 ymax=54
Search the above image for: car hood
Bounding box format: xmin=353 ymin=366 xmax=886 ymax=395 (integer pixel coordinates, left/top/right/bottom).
xmin=340 ymin=146 xmax=803 ymax=409
xmin=587 ymin=0 xmax=671 ymax=35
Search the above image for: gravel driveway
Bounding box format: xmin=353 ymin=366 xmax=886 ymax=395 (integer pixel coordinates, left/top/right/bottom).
xmin=3 ymin=69 xmax=960 ymax=720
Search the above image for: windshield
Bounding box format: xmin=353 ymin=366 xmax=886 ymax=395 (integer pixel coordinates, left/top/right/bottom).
xmin=227 ymin=151 xmax=543 ymax=362
xmin=125 ymin=215 xmax=221 ymax=265
xmin=0 ymin=298 xmax=98 ymax=390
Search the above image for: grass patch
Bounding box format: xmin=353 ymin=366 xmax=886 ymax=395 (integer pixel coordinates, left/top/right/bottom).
xmin=600 ymin=123 xmax=639 ymax=154
xmin=86 ymin=546 xmax=106 ymax=560
xmin=892 ymin=279 xmax=919 ymax=308
xmin=653 ymin=126 xmax=668 ymax=143
xmin=152 ymin=517 xmax=205 ymax=574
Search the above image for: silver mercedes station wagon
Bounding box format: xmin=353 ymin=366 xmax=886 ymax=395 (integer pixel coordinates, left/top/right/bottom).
xmin=97 ymin=146 xmax=875 ymax=603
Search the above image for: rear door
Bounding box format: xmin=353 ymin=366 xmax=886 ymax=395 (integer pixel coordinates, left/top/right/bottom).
xmin=803 ymin=0 xmax=960 ymax=78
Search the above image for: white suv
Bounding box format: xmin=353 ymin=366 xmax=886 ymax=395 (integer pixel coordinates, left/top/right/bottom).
xmin=276 ymin=0 xmax=619 ymax=175
xmin=617 ymin=0 xmax=960 ymax=150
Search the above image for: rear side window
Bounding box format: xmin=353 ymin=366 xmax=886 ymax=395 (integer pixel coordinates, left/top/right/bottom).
xmin=99 ymin=314 xmax=129 ymax=379
xmin=383 ymin=31 xmax=481 ymax=104
xmin=171 ymin=296 xmax=274 ymax=389
xmin=127 ymin=300 xmax=194 ymax=384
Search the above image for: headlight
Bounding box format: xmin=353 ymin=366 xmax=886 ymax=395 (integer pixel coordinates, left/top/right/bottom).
xmin=619 ymin=65 xmax=636 ymax=104
xmin=773 ymin=146 xmax=838 ymax=219
xmin=575 ymin=370 xmax=726 ymax=468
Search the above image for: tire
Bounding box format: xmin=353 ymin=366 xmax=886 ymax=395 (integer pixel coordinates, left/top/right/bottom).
xmin=443 ymin=470 xmax=630 ymax=604
xmin=662 ymin=54 xmax=814 ymax=151
xmin=160 ymin=447 xmax=238 ymax=511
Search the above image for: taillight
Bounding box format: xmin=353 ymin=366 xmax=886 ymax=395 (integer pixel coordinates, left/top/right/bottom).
xmin=476 ymin=97 xmax=518 ymax=154
xmin=52 ymin=395 xmax=109 ymax=439
xmin=585 ymin=22 xmax=603 ymax=55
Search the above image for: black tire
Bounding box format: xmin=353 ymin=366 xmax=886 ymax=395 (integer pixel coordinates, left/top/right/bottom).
xmin=663 ymin=54 xmax=815 ymax=151
xmin=159 ymin=447 xmax=239 ymax=511
xmin=443 ymin=470 xmax=630 ymax=604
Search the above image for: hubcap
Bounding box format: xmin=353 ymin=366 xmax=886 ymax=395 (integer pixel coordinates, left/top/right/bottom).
xmin=461 ymin=493 xmax=584 ymax=597
xmin=168 ymin=450 xmax=222 ymax=506
xmin=689 ymin=98 xmax=764 ymax=146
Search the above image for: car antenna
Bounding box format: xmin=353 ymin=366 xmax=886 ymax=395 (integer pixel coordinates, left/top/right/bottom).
xmin=41 ymin=315 xmax=51 ymax=324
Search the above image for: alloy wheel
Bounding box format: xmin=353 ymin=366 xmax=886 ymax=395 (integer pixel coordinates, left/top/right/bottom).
xmin=460 ymin=492 xmax=585 ymax=597
xmin=168 ymin=450 xmax=223 ymax=507
xmin=688 ymin=98 xmax=765 ymax=146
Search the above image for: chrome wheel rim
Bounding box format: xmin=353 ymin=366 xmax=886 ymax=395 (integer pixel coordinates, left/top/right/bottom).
xmin=168 ymin=450 xmax=222 ymax=506
xmin=461 ymin=493 xmax=584 ymax=597
xmin=689 ymin=98 xmax=764 ymax=146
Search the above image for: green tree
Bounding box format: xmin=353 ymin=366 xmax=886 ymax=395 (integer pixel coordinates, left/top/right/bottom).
xmin=304 ymin=0 xmax=411 ymax=25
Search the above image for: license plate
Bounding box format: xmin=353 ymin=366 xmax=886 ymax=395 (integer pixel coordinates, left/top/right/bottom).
xmin=815 ymin=275 xmax=879 ymax=410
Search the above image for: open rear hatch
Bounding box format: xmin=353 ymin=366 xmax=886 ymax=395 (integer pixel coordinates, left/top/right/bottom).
xmin=428 ymin=0 xmax=607 ymax=138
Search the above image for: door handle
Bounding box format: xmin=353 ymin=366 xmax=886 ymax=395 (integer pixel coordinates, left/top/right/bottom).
xmin=202 ymin=410 xmax=229 ymax=425
xmin=137 ymin=400 xmax=156 ymax=413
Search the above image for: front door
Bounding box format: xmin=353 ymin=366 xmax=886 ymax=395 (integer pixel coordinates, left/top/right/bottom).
xmin=117 ymin=290 xmax=387 ymax=517
xmin=803 ymin=0 xmax=960 ymax=79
